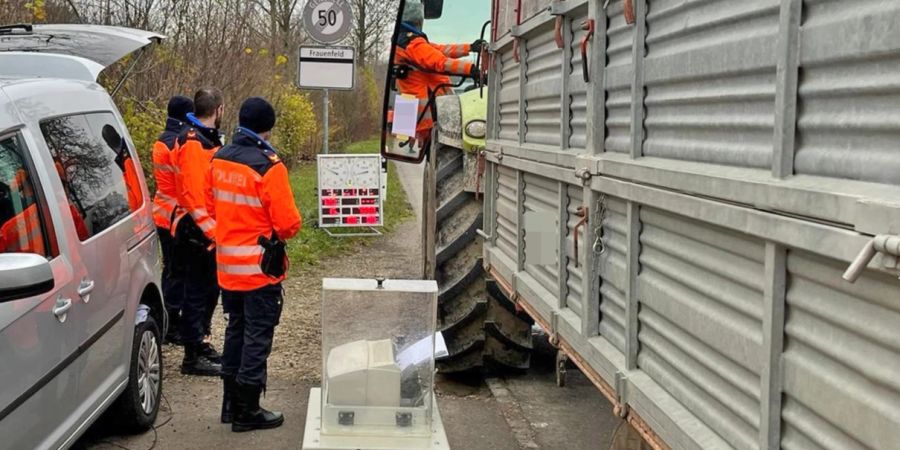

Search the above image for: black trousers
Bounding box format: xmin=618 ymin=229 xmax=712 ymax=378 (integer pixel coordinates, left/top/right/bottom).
xmin=157 ymin=227 xmax=184 ymax=317
xmin=179 ymin=246 xmax=220 ymax=345
xmin=222 ymin=284 xmax=283 ymax=386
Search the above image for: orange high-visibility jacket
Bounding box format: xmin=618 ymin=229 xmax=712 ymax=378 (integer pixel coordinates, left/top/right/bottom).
xmin=151 ymin=118 xmax=183 ymax=229
xmin=394 ymin=26 xmax=473 ymax=131
xmin=205 ymin=130 xmax=301 ymax=292
xmin=173 ymin=122 xmax=222 ymax=241
xmin=0 ymin=203 xmax=45 ymax=255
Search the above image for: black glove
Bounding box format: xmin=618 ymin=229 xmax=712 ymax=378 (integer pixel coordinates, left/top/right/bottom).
xmin=470 ymin=39 xmax=487 ymax=53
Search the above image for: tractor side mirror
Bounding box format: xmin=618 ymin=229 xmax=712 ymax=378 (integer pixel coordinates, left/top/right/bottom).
xmin=424 ymin=0 xmax=444 ymax=19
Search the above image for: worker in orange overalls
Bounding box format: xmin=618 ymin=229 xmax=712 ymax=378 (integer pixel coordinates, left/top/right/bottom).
xmin=152 ymin=96 xmax=193 ymax=345
xmin=172 ymin=88 xmax=224 ymax=376
xmin=393 ymin=1 xmax=485 ymax=145
xmin=206 ymin=97 xmax=301 ymax=431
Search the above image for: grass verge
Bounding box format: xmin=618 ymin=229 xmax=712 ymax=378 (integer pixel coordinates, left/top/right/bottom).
xmin=286 ymin=138 xmax=414 ymax=269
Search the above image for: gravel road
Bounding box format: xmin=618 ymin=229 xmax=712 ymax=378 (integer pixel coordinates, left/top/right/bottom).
xmin=76 ymin=162 xmax=641 ymax=450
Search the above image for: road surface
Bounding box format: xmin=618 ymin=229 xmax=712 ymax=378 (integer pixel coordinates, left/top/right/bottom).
xmin=77 ymin=159 xmax=630 ymax=450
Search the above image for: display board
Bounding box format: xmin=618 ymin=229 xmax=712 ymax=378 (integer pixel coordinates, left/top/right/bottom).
xmin=317 ymin=154 xmax=384 ymax=229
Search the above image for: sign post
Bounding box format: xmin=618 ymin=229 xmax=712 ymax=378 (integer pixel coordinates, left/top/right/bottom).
xmin=323 ymin=89 xmax=329 ymax=154
xmin=297 ymin=45 xmax=354 ymax=156
xmin=302 ymin=0 xmax=353 ymax=156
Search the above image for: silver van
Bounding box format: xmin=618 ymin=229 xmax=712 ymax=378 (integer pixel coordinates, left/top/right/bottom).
xmin=0 ymin=25 xmax=166 ymax=449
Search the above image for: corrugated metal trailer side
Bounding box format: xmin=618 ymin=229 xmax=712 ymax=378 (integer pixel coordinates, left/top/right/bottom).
xmin=485 ymin=1 xmax=900 ymax=449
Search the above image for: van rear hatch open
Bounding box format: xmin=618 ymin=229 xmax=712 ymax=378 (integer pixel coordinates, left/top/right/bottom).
xmin=0 ymin=24 xmax=163 ymax=82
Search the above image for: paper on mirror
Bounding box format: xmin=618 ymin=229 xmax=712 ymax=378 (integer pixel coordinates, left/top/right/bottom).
xmin=391 ymin=94 xmax=419 ymax=138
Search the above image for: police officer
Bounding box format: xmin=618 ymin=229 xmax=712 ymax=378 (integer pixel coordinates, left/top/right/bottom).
xmin=173 ymin=88 xmax=224 ymax=375
xmin=206 ymin=97 xmax=301 ymax=431
xmin=152 ymin=96 xmax=192 ymax=344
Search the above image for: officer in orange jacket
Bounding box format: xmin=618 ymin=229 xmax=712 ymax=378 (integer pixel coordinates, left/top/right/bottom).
xmin=393 ymin=1 xmax=484 ymax=141
xmin=206 ymin=97 xmax=301 ymax=432
xmin=172 ymin=88 xmax=225 ymax=376
xmin=151 ymin=96 xmax=193 ymax=344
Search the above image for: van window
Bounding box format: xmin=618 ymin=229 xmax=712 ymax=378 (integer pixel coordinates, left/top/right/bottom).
xmin=0 ymin=135 xmax=55 ymax=257
xmin=40 ymin=113 xmax=144 ymax=240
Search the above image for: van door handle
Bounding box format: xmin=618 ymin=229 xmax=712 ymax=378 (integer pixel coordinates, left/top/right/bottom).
xmin=78 ymin=279 xmax=95 ymax=303
xmin=53 ymin=296 xmax=73 ymax=323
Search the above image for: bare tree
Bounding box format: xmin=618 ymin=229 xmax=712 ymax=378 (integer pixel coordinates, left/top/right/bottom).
xmin=350 ymin=0 xmax=397 ymax=66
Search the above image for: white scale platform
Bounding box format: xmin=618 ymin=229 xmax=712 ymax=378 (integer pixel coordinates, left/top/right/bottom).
xmin=302 ymin=388 xmax=450 ymax=450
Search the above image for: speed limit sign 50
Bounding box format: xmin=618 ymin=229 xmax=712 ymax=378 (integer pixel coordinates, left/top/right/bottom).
xmin=303 ymin=0 xmax=353 ymax=45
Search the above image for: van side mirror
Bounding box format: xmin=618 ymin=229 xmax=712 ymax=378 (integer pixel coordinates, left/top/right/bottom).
xmin=0 ymin=253 xmax=54 ymax=303
xmin=424 ymin=0 xmax=444 ymax=19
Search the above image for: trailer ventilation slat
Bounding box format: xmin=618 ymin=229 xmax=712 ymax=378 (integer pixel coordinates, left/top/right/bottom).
xmin=782 ymin=251 xmax=900 ymax=450
xmin=795 ymin=0 xmax=900 ymax=185
xmin=523 ymin=173 xmax=559 ymax=298
xmin=597 ymin=197 xmax=628 ymax=354
xmin=524 ymin=23 xmax=563 ymax=147
xmin=564 ymin=185 xmax=584 ymax=317
xmin=495 ymin=166 xmax=519 ymax=263
xmin=637 ymin=208 xmax=764 ymax=450
xmin=498 ymin=46 xmax=521 ymax=142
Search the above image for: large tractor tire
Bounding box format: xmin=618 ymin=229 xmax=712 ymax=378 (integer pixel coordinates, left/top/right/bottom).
xmin=430 ymin=142 xmax=533 ymax=373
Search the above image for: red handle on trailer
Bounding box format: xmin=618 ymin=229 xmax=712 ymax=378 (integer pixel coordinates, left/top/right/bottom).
xmin=554 ymin=16 xmax=565 ymax=48
xmin=624 ymin=0 xmax=635 ymax=25
xmin=513 ymin=0 xmax=523 ymax=63
xmin=580 ymin=19 xmax=595 ymax=83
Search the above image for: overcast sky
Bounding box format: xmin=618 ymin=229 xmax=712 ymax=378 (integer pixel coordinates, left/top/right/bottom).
xmin=417 ymin=0 xmax=491 ymax=45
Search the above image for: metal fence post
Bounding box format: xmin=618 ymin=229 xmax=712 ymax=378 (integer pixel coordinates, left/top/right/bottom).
xmin=581 ymin=187 xmax=600 ymax=337
xmin=558 ymin=182 xmax=569 ymax=310
xmin=589 ymin=0 xmax=608 ymax=155
xmin=323 ymin=89 xmax=330 ymax=154
xmin=761 ymin=243 xmax=787 ymax=449
xmin=773 ymin=0 xmax=802 ymax=178
xmin=629 ymin=0 xmax=647 ymax=159
xmin=624 ymin=201 xmax=641 ymax=370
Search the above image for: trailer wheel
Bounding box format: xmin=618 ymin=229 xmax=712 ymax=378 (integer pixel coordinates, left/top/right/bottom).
xmin=430 ymin=141 xmax=533 ymax=373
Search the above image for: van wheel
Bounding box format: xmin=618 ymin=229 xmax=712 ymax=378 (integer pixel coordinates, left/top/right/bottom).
xmin=111 ymin=315 xmax=162 ymax=432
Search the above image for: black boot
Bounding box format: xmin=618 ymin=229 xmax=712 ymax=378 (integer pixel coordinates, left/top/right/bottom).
xmin=232 ymin=383 xmax=284 ymax=432
xmin=221 ymin=375 xmax=236 ymax=423
xmin=200 ymin=342 xmax=223 ymax=364
xmin=181 ymin=343 xmax=222 ymax=376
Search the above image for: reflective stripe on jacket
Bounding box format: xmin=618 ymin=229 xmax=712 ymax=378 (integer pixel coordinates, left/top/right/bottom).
xmin=151 ymin=118 xmax=183 ymax=229
xmin=206 ymin=130 xmax=301 ymax=292
xmin=174 ymin=123 xmax=221 ymax=241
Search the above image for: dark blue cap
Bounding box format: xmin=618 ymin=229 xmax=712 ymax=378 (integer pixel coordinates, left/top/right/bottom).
xmin=239 ymin=97 xmax=276 ymax=134
xmin=167 ymin=95 xmax=194 ymax=122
